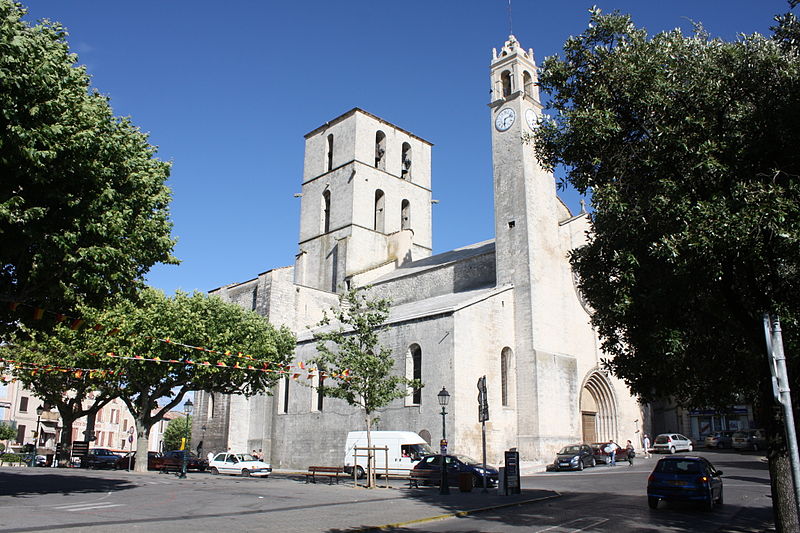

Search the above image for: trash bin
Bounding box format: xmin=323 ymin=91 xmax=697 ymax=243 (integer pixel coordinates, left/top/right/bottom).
xmin=459 ymin=472 xmax=473 ymax=492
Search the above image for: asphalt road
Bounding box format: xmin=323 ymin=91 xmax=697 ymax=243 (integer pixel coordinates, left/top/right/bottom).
xmin=0 ymin=449 xmax=773 ymax=532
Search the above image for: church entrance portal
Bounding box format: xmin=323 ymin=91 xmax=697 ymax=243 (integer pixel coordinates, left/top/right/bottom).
xmin=580 ymin=371 xmax=618 ymax=443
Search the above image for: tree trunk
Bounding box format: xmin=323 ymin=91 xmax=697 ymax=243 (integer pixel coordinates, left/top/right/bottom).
xmin=760 ymin=374 xmax=799 ymax=532
xmin=133 ymin=419 xmax=152 ymax=473
xmin=57 ymin=411 xmax=76 ymax=467
xmin=83 ymin=410 xmax=97 ymax=443
xmin=365 ymin=414 xmax=375 ymax=489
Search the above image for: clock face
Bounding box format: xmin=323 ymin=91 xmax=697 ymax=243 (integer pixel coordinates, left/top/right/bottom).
xmin=495 ymin=108 xmax=516 ymax=131
xmin=525 ymin=109 xmax=539 ymax=131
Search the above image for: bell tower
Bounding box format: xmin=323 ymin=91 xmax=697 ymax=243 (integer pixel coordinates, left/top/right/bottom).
xmin=294 ymin=108 xmax=433 ymax=292
xmin=490 ymin=36 xmax=565 ymax=458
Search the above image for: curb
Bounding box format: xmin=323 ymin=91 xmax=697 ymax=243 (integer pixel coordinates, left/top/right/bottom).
xmin=355 ymin=492 xmax=562 ymax=532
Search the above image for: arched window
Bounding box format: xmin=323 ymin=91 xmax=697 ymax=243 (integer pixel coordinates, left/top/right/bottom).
xmin=207 ymin=393 xmax=214 ymax=419
xmin=501 ymin=70 xmax=512 ymax=97
xmin=375 ymin=131 xmax=386 ymax=169
xmin=322 ymin=190 xmax=331 ymax=233
xmin=317 ymin=375 xmax=325 ymax=411
xmin=251 ymin=287 xmax=258 ymax=311
xmin=401 ymin=199 xmax=410 ymax=230
xmin=523 ymin=71 xmax=533 ymax=97
xmin=282 ymin=375 xmax=290 ymax=414
xmin=326 ymin=134 xmax=334 ymax=171
xmin=405 ymin=344 xmax=422 ymax=405
xmin=401 ymin=143 xmax=411 ymax=180
xmin=374 ymin=190 xmax=385 ymax=232
xmin=500 ymin=348 xmax=512 ymax=407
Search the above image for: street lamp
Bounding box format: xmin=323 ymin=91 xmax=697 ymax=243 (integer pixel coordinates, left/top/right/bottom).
xmin=437 ymin=387 xmax=450 ymax=495
xmin=178 ymin=398 xmax=193 ymax=479
xmin=32 ymin=405 xmax=44 ymax=467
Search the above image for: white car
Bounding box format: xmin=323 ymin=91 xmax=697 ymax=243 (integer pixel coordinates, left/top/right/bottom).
xmin=209 ymin=453 xmax=272 ymax=477
xmin=652 ymin=433 xmax=693 ymax=454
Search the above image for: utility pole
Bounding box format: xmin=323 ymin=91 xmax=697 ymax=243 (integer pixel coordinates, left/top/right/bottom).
xmin=764 ymin=314 xmax=800 ymax=517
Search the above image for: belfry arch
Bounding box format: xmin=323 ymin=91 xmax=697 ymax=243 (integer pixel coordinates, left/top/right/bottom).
xmin=580 ymin=370 xmax=618 ymax=444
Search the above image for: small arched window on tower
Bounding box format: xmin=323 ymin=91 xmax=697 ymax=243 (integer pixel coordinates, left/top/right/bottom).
xmin=523 ymin=71 xmax=533 ymax=98
xmin=410 ymin=344 xmax=422 ymax=404
xmin=374 ymin=189 xmax=385 ymax=233
xmin=501 ymin=347 xmax=513 ymax=407
xmin=326 ymin=134 xmax=334 ymax=171
xmin=501 ymin=70 xmax=512 ymax=97
xmin=401 ymin=143 xmax=411 ymax=180
xmin=401 ymin=199 xmax=410 ymax=230
xmin=375 ymin=131 xmax=386 ymax=170
xmin=322 ymin=190 xmax=331 ymax=233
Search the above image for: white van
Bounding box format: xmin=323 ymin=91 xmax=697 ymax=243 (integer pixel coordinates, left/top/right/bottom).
xmin=343 ymin=431 xmax=434 ymax=478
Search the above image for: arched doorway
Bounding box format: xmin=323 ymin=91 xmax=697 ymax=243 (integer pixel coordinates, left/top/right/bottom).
xmin=580 ymin=370 xmax=618 ymax=443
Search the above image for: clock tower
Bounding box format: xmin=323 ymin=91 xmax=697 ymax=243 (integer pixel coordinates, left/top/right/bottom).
xmin=490 ymin=35 xmax=566 ymax=458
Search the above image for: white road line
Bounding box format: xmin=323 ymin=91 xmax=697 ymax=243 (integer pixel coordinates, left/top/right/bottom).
xmin=53 ymin=501 xmax=119 ymax=510
xmin=64 ymin=503 xmax=125 ymax=512
xmin=536 ymin=517 xmax=609 ymax=532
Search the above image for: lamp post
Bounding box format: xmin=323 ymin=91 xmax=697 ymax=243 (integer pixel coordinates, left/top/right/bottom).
xmin=437 ymin=387 xmax=450 ymax=495
xmin=31 ymin=405 xmax=44 ymax=467
xmin=178 ymin=398 xmax=193 ymax=479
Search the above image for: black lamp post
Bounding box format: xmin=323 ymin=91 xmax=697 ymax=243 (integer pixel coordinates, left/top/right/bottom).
xmin=31 ymin=405 xmax=44 ymax=467
xmin=437 ymin=387 xmax=450 ymax=495
xmin=178 ymin=398 xmax=193 ymax=479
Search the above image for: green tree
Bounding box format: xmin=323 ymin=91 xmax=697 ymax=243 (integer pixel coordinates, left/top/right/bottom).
xmin=162 ymin=415 xmax=192 ymax=452
xmin=534 ymin=7 xmax=800 ymax=530
xmin=95 ymin=288 xmax=295 ymax=472
xmin=0 ymin=0 xmax=177 ymax=332
xmin=312 ymin=289 xmax=421 ymax=488
xmin=0 ymin=423 xmax=15 ymax=442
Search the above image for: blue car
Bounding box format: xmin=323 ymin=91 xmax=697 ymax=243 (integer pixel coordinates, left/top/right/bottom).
xmin=413 ymin=454 xmax=499 ymax=487
xmin=647 ymin=456 xmax=723 ymax=510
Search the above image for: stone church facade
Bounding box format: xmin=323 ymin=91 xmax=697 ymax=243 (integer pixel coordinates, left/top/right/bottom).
xmin=192 ymin=36 xmax=646 ymax=469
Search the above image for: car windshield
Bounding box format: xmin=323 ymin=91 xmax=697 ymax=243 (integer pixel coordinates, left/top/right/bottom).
xmin=655 ymin=435 xmax=670 ymax=444
xmin=558 ymin=446 xmax=581 ymax=454
xmin=655 ymin=459 xmax=702 ymax=474
xmin=238 ymin=454 xmax=257 ymax=462
xmin=732 ymin=432 xmax=747 ymax=438
xmin=454 ymin=455 xmax=480 ymax=465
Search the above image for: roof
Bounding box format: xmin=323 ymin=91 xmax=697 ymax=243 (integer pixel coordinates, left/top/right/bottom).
xmin=370 ymin=240 xmax=495 ymax=286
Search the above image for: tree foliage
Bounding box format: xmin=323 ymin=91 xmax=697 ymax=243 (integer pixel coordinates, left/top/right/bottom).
xmin=312 ymin=288 xmax=421 ymax=487
xmin=0 ymin=423 xmax=16 ymax=442
xmin=0 ymin=0 xmax=177 ymax=330
xmin=534 ymin=7 xmax=800 ymax=530
xmin=162 ymin=415 xmax=191 ymax=452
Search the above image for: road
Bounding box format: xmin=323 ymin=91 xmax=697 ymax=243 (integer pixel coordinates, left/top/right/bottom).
xmin=0 ymin=449 xmax=773 ymax=532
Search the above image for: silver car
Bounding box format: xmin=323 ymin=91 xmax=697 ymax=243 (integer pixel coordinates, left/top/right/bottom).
xmin=652 ymin=433 xmax=693 ymax=454
xmin=209 ymin=453 xmax=272 ymax=477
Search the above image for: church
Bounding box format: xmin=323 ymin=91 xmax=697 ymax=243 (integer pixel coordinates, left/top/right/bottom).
xmin=192 ymin=35 xmax=646 ymax=469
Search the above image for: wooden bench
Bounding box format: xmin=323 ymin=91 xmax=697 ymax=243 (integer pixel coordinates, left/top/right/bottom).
xmin=408 ymin=469 xmax=441 ymax=488
xmin=306 ymin=465 xmax=346 ymax=484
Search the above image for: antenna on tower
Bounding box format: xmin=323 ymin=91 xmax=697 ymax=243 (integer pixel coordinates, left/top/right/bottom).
xmin=508 ymin=0 xmax=513 ymax=36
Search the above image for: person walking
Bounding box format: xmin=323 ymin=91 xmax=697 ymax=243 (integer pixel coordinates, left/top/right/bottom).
xmin=625 ymin=440 xmax=634 ymax=466
xmin=604 ymin=441 xmax=618 ymax=466
xmin=643 ymin=434 xmax=651 ymax=458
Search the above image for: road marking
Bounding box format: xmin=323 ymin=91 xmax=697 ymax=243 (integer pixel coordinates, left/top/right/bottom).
xmin=61 ymin=503 xmax=125 ymax=512
xmin=536 ymin=517 xmax=609 ymax=532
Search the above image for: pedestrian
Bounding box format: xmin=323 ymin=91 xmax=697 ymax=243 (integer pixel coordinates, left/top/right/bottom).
xmin=625 ymin=440 xmax=634 ymax=466
xmin=207 ymin=451 xmax=214 ymax=463
xmin=251 ymin=449 xmax=260 ymax=460
xmin=604 ymin=441 xmax=618 ymax=466
xmin=643 ymin=434 xmax=651 ymax=458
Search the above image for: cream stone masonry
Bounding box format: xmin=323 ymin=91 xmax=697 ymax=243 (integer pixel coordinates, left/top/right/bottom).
xmin=193 ymin=36 xmax=646 ymax=469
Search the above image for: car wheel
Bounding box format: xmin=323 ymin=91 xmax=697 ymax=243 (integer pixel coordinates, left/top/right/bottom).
xmin=648 ymin=496 xmax=659 ymax=509
xmin=687 ymin=444 xmax=693 ymax=452
xmin=210 ymin=467 xmax=219 ymax=475
xmin=704 ymin=495 xmax=715 ymax=512
xmin=355 ymin=466 xmax=365 ymax=479
xmin=669 ymin=446 xmax=676 ymax=454
xmin=752 ymin=443 xmax=759 ymax=451
xmin=577 ymin=459 xmax=584 ymax=471
xmin=241 ymin=469 xmax=251 ymax=477
xmin=589 ymin=457 xmax=596 ymax=467
xmin=717 ymin=487 xmax=724 ymax=505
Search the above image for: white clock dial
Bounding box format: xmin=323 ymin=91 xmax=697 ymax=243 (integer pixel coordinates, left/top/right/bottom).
xmin=494 ymin=108 xmax=516 ymax=131
xmin=525 ymin=109 xmax=539 ymax=131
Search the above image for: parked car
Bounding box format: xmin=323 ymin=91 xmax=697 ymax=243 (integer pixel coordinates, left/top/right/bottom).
xmin=591 ymin=442 xmax=633 ymax=464
xmin=732 ymin=429 xmax=767 ymax=451
xmin=413 ymin=454 xmax=499 ymax=487
xmin=552 ymin=444 xmax=596 ymax=471
xmin=647 ymin=456 xmax=724 ymax=510
xmin=114 ymin=451 xmax=164 ymax=471
xmin=704 ymin=431 xmax=736 ymax=449
xmin=81 ymin=448 xmax=122 ymax=469
xmin=652 ymin=434 xmax=693 ymax=454
xmin=209 ymin=453 xmax=271 ymax=477
xmin=160 ymin=450 xmax=209 ymax=472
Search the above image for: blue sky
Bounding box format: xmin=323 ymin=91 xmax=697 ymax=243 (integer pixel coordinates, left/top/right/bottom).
xmin=22 ymin=1 xmax=790 ymax=295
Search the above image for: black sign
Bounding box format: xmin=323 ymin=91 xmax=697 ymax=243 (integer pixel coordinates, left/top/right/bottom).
xmin=71 ymin=441 xmax=90 ymax=457
xmin=504 ymin=449 xmax=521 ymax=495
xmin=477 ymin=375 xmax=489 ymax=422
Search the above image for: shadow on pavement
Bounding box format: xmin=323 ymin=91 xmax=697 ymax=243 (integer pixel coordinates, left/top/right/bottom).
xmin=0 ymin=470 xmax=136 ymax=498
